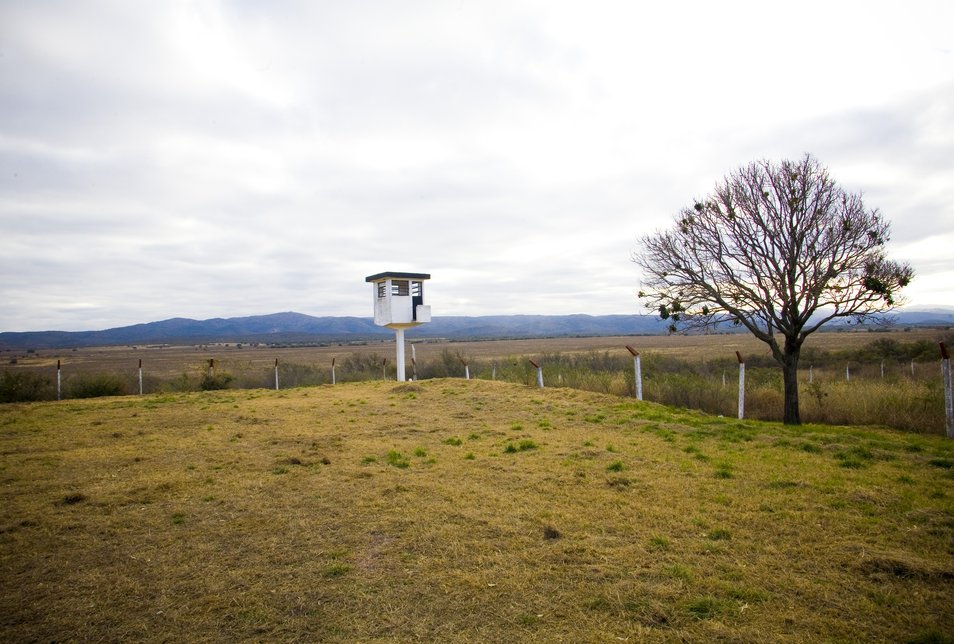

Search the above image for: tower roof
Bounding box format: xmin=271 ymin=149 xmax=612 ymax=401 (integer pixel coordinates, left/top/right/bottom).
xmin=365 ymin=271 xmax=431 ymax=282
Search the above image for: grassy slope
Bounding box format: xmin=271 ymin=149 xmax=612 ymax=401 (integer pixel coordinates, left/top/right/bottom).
xmin=1 ymin=379 xmax=953 ymax=642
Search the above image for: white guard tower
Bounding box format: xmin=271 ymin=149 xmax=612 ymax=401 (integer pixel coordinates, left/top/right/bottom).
xmin=365 ymin=271 xmax=431 ymax=381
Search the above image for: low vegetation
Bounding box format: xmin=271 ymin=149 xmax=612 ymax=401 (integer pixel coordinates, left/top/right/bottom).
xmin=1 ymin=379 xmax=952 ymax=641
xmin=2 ymin=330 xmax=952 ymax=433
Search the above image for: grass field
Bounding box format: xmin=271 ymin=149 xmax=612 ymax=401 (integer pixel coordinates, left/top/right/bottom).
xmin=2 ymin=379 xmax=953 ymax=642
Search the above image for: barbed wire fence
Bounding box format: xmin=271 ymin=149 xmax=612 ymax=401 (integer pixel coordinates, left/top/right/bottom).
xmin=3 ymin=339 xmax=953 ymax=434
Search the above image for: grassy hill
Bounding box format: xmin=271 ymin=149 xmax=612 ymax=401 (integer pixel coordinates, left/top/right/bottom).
xmin=1 ymin=380 xmax=953 ymax=642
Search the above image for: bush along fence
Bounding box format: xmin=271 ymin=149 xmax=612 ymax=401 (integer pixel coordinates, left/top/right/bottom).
xmin=2 ymin=336 xmax=954 ymax=435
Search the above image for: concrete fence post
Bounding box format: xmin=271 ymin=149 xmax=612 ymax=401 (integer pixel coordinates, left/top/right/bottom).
xmin=625 ymin=345 xmax=642 ymax=401
xmin=941 ymin=343 xmax=953 ymax=439
xmin=736 ymin=351 xmax=745 ymax=420
xmin=529 ymin=359 xmax=544 ymax=388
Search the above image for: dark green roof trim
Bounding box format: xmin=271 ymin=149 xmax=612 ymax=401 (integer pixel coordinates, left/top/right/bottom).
xmin=365 ymin=272 xmax=431 ymax=282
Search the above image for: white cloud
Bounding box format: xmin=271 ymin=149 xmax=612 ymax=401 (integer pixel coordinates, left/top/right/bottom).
xmin=1 ymin=0 xmax=952 ymax=331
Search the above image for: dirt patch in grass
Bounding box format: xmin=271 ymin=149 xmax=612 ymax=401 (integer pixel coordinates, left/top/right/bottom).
xmin=858 ymin=553 xmax=954 ymax=581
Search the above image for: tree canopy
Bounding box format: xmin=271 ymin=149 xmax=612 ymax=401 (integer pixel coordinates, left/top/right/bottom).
xmin=633 ymin=154 xmax=913 ymax=424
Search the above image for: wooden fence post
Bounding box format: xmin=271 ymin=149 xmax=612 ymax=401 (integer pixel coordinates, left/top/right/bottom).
xmin=411 ymin=344 xmax=417 ymax=381
xmin=625 ymin=345 xmax=642 ymax=401
xmin=57 ymin=359 xmax=61 ymax=401
xmin=942 ymin=342 xmax=953 ymax=439
xmin=274 ymin=359 xmax=279 ymax=391
xmin=138 ymin=359 xmax=143 ymax=395
xmin=331 ymin=358 xmax=336 ymax=385
xmin=736 ymin=351 xmax=745 ymax=420
xmin=529 ymin=359 xmax=544 ymax=388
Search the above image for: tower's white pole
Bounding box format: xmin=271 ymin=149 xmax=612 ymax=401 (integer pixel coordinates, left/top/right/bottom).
xmin=395 ymin=328 xmax=406 ymax=382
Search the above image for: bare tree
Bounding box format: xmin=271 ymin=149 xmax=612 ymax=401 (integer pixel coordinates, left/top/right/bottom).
xmin=633 ymin=155 xmax=913 ymax=424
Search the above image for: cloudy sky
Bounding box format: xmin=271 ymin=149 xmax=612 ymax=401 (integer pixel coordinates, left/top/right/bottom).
xmin=2 ymin=1 xmax=952 ymax=332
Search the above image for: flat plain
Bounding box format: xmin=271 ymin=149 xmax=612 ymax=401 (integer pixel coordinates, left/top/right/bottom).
xmin=4 ymin=327 xmax=945 ymax=379
xmin=1 ymin=377 xmax=952 ymax=642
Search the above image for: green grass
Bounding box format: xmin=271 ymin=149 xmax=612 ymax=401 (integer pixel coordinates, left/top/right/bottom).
xmin=1 ymin=378 xmax=952 ymax=642
xmin=385 ymin=450 xmax=410 ymax=468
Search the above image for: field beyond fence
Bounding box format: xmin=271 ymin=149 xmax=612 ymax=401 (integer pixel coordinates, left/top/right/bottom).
xmin=2 ymin=328 xmax=952 ymax=434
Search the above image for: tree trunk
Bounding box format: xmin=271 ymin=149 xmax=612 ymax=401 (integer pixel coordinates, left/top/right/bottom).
xmin=781 ymin=351 xmax=801 ymax=425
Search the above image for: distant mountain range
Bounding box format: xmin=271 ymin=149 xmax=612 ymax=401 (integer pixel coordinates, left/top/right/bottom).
xmin=1 ymin=309 xmax=952 ymax=351
xmin=0 ymin=312 xmax=671 ymax=350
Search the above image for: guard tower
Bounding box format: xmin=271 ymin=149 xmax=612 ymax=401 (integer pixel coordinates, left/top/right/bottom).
xmin=365 ymin=271 xmax=431 ymax=381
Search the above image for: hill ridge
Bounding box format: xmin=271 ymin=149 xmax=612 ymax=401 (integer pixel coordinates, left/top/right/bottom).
xmin=2 ymin=308 xmax=952 ymax=350
xmin=0 ymin=312 xmax=671 ymax=350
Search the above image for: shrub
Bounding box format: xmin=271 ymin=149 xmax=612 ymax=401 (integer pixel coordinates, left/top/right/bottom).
xmin=416 ymin=349 xmax=472 ymax=379
xmin=340 ymin=352 xmax=391 ymax=381
xmin=0 ymin=370 xmax=53 ymax=402
xmin=200 ymin=373 xmax=233 ymax=391
xmin=68 ymin=373 xmax=127 ymax=398
xmin=277 ymin=362 xmax=327 ymax=388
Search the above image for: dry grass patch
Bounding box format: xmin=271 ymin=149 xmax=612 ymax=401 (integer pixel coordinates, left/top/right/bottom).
xmin=1 ymin=379 xmax=953 ymax=642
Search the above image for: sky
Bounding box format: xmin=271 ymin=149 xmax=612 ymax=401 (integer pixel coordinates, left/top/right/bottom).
xmin=2 ymin=1 xmax=953 ymax=332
